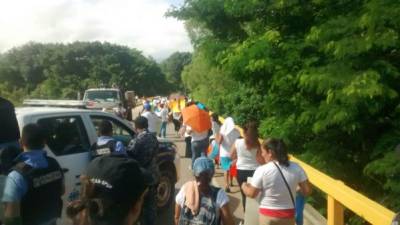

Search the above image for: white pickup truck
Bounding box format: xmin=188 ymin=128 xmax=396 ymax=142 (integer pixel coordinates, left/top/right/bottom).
xmin=14 ymin=107 xmax=180 ymax=210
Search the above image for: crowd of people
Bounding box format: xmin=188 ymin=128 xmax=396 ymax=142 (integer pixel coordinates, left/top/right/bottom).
xmin=137 ymin=97 xmax=313 ymax=225
xmin=0 ymin=95 xmax=313 ymax=225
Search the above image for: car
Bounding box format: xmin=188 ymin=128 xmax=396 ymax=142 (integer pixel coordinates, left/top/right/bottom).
xmin=14 ymin=107 xmax=180 ymax=210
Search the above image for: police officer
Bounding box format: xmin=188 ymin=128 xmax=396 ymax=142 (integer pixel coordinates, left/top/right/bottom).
xmin=2 ymin=123 xmax=65 ymax=225
xmin=127 ymin=116 xmax=159 ymax=225
xmin=90 ymin=120 xmax=126 ymax=159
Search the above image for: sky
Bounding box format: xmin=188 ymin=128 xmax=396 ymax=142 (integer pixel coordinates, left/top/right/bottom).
xmin=0 ymin=0 xmax=192 ymax=61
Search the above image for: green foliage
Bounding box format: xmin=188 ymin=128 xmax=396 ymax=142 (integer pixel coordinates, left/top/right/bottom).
xmin=160 ymin=52 xmax=192 ymax=91
xmin=0 ymin=42 xmax=172 ymax=102
xmin=171 ymin=0 xmax=400 ymax=218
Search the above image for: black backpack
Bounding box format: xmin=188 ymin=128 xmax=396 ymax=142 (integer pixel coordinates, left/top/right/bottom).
xmin=89 ymin=139 xmax=117 ymax=160
xmin=0 ymin=145 xmax=22 ymax=175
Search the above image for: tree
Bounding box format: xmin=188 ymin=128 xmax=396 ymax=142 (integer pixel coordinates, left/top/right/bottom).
xmin=160 ymin=52 xmax=192 ymax=91
xmin=0 ymin=42 xmax=172 ymax=101
xmin=170 ymin=0 xmax=400 ymax=218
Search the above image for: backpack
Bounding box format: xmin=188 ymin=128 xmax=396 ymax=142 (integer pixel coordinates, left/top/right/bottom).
xmin=0 ymin=145 xmax=22 ymax=175
xmin=179 ymin=186 xmax=221 ymax=225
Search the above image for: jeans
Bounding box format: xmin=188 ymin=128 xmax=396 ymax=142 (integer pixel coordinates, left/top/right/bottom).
xmin=295 ymin=192 xmax=305 ymax=225
xmin=159 ymin=122 xmax=167 ymax=138
xmin=237 ymin=169 xmax=255 ymax=211
xmin=141 ymin=185 xmax=157 ymax=225
xmin=191 ymin=138 xmax=208 ymax=167
xmin=184 ymin=136 xmax=192 ymax=158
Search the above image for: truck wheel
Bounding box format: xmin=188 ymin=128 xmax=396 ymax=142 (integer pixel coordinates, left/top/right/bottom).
xmin=157 ymin=170 xmax=174 ymax=210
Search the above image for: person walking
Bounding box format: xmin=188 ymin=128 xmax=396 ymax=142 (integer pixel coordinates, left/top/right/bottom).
xmin=187 ymin=125 xmax=209 ymax=169
xmin=159 ymin=103 xmax=169 ymax=138
xmin=175 ymin=157 xmax=235 ymax=225
xmin=218 ymin=117 xmax=240 ymax=193
xmin=2 ymin=124 xmax=65 ymax=225
xmin=90 ymin=120 xmax=126 ymax=159
xmin=127 ymin=116 xmax=159 ymax=225
xmin=210 ymin=113 xmax=222 ymax=140
xmin=241 ymin=138 xmax=312 ymax=225
xmin=141 ymin=103 xmax=160 ymax=136
xmin=231 ymin=121 xmax=264 ymax=212
xmin=66 ymin=155 xmax=151 ymax=225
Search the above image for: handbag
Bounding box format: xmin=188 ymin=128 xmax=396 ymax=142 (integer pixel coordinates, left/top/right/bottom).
xmin=273 ymin=162 xmax=295 ymax=208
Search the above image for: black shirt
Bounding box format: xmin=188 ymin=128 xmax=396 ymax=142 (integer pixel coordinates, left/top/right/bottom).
xmin=0 ymin=97 xmax=20 ymax=144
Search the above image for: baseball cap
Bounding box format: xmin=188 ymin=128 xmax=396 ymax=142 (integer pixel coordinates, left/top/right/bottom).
xmin=85 ymin=155 xmax=152 ymax=204
xmin=193 ymin=156 xmax=215 ymax=177
xmin=144 ymin=103 xmax=151 ymax=110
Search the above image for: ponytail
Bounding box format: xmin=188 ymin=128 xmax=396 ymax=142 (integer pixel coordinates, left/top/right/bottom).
xmin=262 ymin=138 xmax=289 ymax=167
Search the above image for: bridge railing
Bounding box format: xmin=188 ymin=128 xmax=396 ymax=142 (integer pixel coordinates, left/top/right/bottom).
xmin=217 ymin=116 xmax=396 ymax=225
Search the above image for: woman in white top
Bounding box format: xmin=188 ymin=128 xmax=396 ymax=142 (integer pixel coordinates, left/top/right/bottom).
xmin=231 ymin=121 xmax=264 ymax=211
xmin=241 ymin=138 xmax=312 ymax=225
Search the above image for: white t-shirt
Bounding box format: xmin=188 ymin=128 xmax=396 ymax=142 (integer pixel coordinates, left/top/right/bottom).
xmin=250 ymin=161 xmax=308 ymax=210
xmin=187 ymin=125 xmax=208 ymax=142
xmin=219 ymin=129 xmax=240 ymax=158
xmin=211 ymin=121 xmax=221 ymax=138
xmin=175 ymin=185 xmax=229 ymax=209
xmin=160 ymin=108 xmax=169 ymax=122
xmin=235 ymin=139 xmax=259 ymax=170
xmin=141 ymin=111 xmax=160 ymax=133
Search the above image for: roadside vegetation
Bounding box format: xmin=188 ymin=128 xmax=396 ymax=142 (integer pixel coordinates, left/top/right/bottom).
xmin=168 ymin=0 xmax=400 ymax=222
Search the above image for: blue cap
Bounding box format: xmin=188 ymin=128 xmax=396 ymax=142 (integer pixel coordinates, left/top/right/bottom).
xmin=193 ymin=157 xmax=215 ymax=177
xmin=144 ymin=103 xmax=151 ymax=110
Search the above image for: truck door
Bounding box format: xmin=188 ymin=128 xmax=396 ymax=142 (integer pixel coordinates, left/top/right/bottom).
xmin=35 ymin=115 xmax=91 ymax=201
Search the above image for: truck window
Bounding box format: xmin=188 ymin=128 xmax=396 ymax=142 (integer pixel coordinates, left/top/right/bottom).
xmin=84 ymin=90 xmax=120 ymax=102
xmin=90 ymin=116 xmax=134 ymax=146
xmin=38 ymin=116 xmax=90 ymax=156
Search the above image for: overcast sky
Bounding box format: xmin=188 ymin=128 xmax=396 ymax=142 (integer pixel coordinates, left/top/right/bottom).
xmin=0 ymin=0 xmax=191 ymax=61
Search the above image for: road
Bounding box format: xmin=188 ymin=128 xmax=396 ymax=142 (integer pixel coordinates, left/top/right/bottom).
xmin=153 ymin=115 xmax=244 ymax=225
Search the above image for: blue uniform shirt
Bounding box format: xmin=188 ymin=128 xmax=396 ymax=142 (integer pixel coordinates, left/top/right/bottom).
xmin=2 ymin=150 xmax=49 ymax=202
xmin=97 ymin=136 xmax=126 ymax=156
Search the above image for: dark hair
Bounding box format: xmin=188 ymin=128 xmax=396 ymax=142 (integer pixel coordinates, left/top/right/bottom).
xmin=262 ymin=138 xmax=289 ymax=167
xmin=21 ymin=123 xmax=46 ymax=149
xmin=66 ymin=176 xmax=136 ymax=225
xmin=99 ymin=120 xmax=113 ymax=136
xmin=134 ymin=116 xmax=148 ymax=129
xmin=243 ymin=121 xmax=260 ymax=149
xmin=211 ymin=113 xmax=222 ymax=126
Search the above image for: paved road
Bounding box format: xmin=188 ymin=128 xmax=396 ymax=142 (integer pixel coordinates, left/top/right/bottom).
xmin=153 ymin=115 xmax=244 ymax=225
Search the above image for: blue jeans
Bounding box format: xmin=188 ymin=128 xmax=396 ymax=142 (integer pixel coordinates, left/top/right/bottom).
xmin=191 ymin=138 xmax=208 ymax=168
xmin=295 ymin=192 xmax=306 ymax=225
xmin=159 ymin=122 xmax=167 ymax=138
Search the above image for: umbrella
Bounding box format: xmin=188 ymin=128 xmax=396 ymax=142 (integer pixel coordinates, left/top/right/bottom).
xmin=182 ymin=105 xmax=211 ymax=132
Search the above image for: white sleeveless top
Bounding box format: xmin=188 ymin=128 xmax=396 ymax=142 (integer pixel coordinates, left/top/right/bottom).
xmin=235 ymin=139 xmax=259 ymax=170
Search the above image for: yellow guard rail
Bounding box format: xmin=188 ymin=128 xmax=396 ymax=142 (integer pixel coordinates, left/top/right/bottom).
xmin=217 ymin=116 xmax=396 ymax=225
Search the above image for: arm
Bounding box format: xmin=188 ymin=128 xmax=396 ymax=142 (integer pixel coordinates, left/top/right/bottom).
xmin=230 ymin=144 xmax=237 ymax=162
xmin=298 ymin=180 xmax=312 ymax=196
xmin=220 ymin=204 xmax=234 ymax=225
xmin=3 ymin=202 xmax=22 ymax=225
xmin=174 ymin=203 xmax=181 ymax=225
xmin=255 ymin=146 xmax=265 ymax=164
xmin=2 ymin=172 xmax=27 ymax=225
xmin=241 ymin=182 xmax=260 ymax=198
